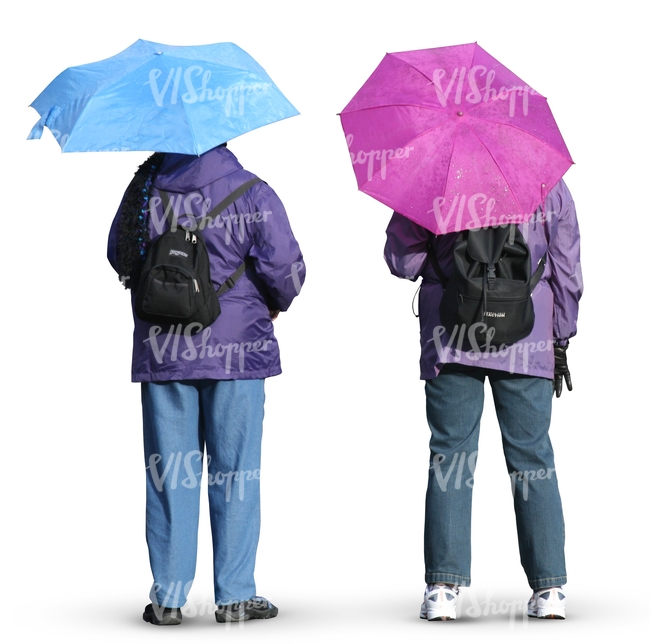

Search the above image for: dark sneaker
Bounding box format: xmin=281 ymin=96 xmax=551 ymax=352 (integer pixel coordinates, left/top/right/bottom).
xmin=143 ymin=603 xmax=183 ymax=625
xmin=215 ymin=596 xmax=278 ymax=623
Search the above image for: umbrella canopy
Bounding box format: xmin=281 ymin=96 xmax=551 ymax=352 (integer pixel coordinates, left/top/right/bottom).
xmin=28 ymin=39 xmax=299 ymax=155
xmin=339 ymin=43 xmax=573 ymax=234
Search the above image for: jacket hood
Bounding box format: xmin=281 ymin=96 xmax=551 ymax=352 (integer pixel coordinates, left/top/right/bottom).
xmin=153 ymin=145 xmax=243 ymax=192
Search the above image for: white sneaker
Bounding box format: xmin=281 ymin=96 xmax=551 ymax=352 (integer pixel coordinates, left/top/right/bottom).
xmin=527 ymin=587 xmax=566 ymax=619
xmin=420 ymin=583 xmax=459 ymax=621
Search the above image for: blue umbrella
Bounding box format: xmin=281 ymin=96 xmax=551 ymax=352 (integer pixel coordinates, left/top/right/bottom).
xmin=28 ymin=39 xmax=299 ymax=155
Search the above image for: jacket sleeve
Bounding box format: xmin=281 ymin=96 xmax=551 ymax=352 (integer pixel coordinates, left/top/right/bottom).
xmin=546 ymin=180 xmax=583 ymax=345
xmin=384 ymin=211 xmax=431 ymax=280
xmin=247 ymin=183 xmax=305 ymax=311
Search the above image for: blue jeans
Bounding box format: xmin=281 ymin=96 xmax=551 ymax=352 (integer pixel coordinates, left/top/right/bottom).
xmin=424 ymin=365 xmax=566 ymax=590
xmin=141 ymin=379 xmax=265 ymax=607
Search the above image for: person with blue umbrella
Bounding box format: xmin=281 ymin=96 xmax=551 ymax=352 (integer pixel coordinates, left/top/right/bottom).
xmin=30 ymin=40 xmax=305 ymax=625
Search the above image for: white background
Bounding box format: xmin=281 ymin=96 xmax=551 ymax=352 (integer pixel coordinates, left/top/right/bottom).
xmin=3 ymin=1 xmax=647 ymax=642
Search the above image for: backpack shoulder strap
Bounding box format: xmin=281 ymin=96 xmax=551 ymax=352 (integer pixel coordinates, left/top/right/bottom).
xmin=204 ymin=177 xmax=262 ymax=219
xmin=531 ymin=252 xmax=547 ymax=290
xmin=215 ymin=258 xmax=252 ymax=297
xmin=428 ymin=234 xmax=458 ymax=287
xmin=208 ymin=178 xmax=262 ymax=296
xmin=157 ymin=177 xmax=262 ymax=227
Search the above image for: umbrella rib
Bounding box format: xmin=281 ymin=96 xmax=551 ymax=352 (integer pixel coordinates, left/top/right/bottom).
xmin=181 ymin=96 xmax=201 ymax=155
xmin=53 ymin=53 xmax=164 ymax=150
xmin=101 ymin=55 xmax=202 ymax=154
xmin=344 ymin=102 xmax=451 ymax=115
xmin=468 ymin=111 xmax=573 ymax=163
xmin=58 ymin=79 xmax=144 ymax=151
xmin=463 ymin=121 xmax=524 ymax=214
xmin=441 ymin=126 xmax=459 ymax=205
xmin=348 ymin=104 xmax=455 ymax=146
xmin=391 ymin=50 xmax=457 ymax=90
xmin=350 ymin=104 xmax=455 ymax=186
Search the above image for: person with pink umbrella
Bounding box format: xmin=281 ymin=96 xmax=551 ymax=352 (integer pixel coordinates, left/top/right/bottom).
xmin=341 ymin=43 xmax=581 ymax=620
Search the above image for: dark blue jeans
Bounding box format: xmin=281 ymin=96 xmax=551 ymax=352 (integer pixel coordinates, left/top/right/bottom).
xmin=424 ymin=365 xmax=566 ymax=590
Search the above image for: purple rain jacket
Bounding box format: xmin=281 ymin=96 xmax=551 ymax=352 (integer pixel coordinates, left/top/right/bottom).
xmin=384 ymin=179 xmax=582 ymax=380
xmin=107 ymin=145 xmax=305 ymax=382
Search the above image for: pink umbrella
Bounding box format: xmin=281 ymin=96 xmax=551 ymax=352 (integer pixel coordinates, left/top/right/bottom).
xmin=339 ymin=43 xmax=573 ymax=234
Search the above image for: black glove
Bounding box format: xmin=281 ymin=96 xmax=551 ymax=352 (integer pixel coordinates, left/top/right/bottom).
xmin=553 ymin=342 xmax=572 ymax=398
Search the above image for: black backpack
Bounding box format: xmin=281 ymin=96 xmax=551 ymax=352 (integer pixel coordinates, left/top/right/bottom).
xmin=430 ymin=224 xmax=546 ymax=348
xmin=134 ymin=178 xmax=261 ymax=330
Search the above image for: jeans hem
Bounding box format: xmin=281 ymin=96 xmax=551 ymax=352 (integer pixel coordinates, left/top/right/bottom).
xmin=425 ymin=573 xmax=470 ymax=587
xmin=529 ymin=575 xmax=567 ymax=590
xmin=151 ymin=595 xmax=186 ymax=609
xmin=215 ymin=595 xmax=256 ymax=607
xmin=152 ymin=603 xmax=184 ymax=609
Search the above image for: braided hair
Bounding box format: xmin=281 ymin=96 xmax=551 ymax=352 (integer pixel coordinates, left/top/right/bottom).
xmin=116 ymin=152 xmax=164 ymax=289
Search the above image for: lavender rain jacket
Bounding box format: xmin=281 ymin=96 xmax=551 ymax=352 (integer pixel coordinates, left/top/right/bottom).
xmin=384 ymin=179 xmax=582 ymax=379
xmin=108 ymin=146 xmax=305 ymax=382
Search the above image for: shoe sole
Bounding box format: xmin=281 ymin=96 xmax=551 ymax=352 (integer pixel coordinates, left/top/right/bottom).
xmin=143 ymin=612 xmax=182 ymax=625
xmin=420 ymin=615 xmax=456 ymax=620
xmin=421 ymin=598 xmax=457 ymax=621
xmin=530 ymin=603 xmax=566 ymax=619
xmin=527 ymin=610 xmax=566 ymax=619
xmin=420 ymin=609 xmax=456 ymax=621
xmin=215 ymin=607 xmax=278 ymax=623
